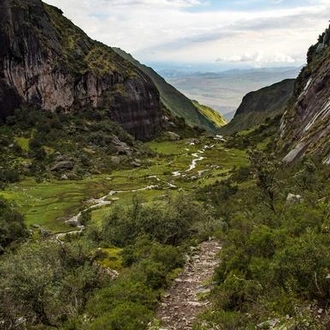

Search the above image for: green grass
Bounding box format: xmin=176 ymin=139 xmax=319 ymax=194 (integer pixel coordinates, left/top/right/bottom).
xmin=97 ymin=247 xmax=123 ymax=271
xmin=146 ymin=139 xmax=199 ymax=155
xmin=2 ymin=137 xmax=249 ymax=232
xmin=192 ymin=100 xmax=227 ymax=127
xmin=15 ymin=137 xmax=30 ymax=151
xmin=0 ymin=176 xmax=114 ymax=232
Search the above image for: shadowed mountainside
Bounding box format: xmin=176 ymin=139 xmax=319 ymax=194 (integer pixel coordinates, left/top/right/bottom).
xmin=220 ymin=79 xmax=295 ymax=134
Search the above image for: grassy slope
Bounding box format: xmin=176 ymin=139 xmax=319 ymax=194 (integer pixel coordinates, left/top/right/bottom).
xmin=44 ymin=4 xmax=135 ymax=77
xmin=192 ymin=100 xmax=227 ymax=128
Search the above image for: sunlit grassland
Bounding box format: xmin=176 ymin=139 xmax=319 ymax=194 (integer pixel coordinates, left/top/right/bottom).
xmin=2 ymin=137 xmax=248 ymax=232
xmin=0 ymin=176 xmax=114 ymax=232
xmin=146 ymin=139 xmax=199 ymax=155
xmin=97 ymin=247 xmax=123 ymax=271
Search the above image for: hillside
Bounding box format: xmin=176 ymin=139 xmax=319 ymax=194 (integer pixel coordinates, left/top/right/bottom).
xmin=112 ymin=48 xmax=221 ymax=132
xmin=220 ymin=79 xmax=295 ymax=134
xmin=3 ymin=2 xmax=330 ymax=330
xmin=279 ymin=24 xmax=330 ymax=163
xmin=192 ymin=100 xmax=227 ymax=128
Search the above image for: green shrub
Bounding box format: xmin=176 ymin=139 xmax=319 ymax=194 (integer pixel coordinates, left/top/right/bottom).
xmin=89 ymin=302 xmax=152 ymax=330
xmin=0 ymin=198 xmax=27 ymax=250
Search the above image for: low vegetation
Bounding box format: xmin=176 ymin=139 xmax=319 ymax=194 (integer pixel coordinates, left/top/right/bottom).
xmin=1 ymin=106 xmax=330 ymax=329
xmin=194 ymin=154 xmax=330 ymax=329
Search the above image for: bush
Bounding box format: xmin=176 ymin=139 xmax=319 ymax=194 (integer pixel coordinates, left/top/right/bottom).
xmin=0 ymin=198 xmax=27 ymax=250
xmin=0 ymin=241 xmax=102 ymax=328
xmin=89 ymin=302 xmax=152 ymax=330
xmin=100 ymin=194 xmax=210 ymax=247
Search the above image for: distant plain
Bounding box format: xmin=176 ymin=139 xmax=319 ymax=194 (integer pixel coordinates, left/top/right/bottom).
xmin=159 ymin=67 xmax=301 ymax=121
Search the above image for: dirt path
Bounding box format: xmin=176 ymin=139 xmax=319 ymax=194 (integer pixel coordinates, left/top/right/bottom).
xmin=154 ymin=240 xmax=221 ymax=330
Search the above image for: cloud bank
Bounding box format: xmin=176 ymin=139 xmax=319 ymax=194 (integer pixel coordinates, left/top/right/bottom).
xmin=45 ymin=0 xmax=330 ymax=68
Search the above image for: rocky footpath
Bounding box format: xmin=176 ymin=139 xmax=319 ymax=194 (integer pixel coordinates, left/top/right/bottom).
xmin=152 ymin=240 xmax=221 ymax=330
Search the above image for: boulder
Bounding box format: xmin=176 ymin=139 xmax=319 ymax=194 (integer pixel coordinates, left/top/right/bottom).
xmin=286 ymin=193 xmax=302 ymax=204
xmin=51 ymin=160 xmax=74 ymax=172
xmin=166 ymin=131 xmax=181 ymax=141
xmin=111 ymin=156 xmax=121 ymax=165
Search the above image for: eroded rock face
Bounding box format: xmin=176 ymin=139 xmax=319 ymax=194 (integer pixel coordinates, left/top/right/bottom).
xmin=0 ymin=0 xmax=162 ymax=140
xmin=279 ymin=25 xmax=330 ymax=162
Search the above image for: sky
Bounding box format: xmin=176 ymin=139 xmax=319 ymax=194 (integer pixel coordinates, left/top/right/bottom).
xmin=45 ymin=0 xmax=330 ymax=71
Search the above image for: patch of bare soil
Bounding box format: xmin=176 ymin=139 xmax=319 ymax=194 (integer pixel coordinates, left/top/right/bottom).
xmin=154 ymin=240 xmax=221 ymax=330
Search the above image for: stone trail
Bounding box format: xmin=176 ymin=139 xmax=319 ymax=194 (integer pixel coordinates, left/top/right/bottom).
xmin=154 ymin=240 xmax=221 ymax=330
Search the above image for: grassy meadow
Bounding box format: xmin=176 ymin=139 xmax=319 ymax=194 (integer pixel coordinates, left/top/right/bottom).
xmin=1 ymin=137 xmax=247 ymax=232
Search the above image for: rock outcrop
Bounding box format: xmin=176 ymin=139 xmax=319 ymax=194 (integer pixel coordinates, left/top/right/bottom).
xmin=279 ymin=25 xmax=330 ymax=162
xmin=0 ymin=0 xmax=162 ymax=140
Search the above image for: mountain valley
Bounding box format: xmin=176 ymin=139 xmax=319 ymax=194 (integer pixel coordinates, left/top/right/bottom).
xmin=1 ymin=0 xmax=330 ymax=329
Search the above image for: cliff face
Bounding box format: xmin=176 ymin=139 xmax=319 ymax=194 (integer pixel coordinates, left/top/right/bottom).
xmin=220 ymin=79 xmax=295 ymax=135
xmin=279 ymin=25 xmax=330 ymax=162
xmin=0 ymin=0 xmax=161 ymax=140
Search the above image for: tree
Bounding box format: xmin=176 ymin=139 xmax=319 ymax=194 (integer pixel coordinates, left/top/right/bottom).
xmin=247 ymin=149 xmax=280 ymax=213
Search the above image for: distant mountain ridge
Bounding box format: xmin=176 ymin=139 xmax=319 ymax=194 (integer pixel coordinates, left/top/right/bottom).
xmin=220 ymin=79 xmax=295 ymax=134
xmin=163 ymin=67 xmax=300 ymax=118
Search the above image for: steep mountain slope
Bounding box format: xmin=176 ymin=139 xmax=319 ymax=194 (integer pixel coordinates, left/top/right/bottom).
xmin=112 ymin=48 xmax=222 ymax=132
xmin=220 ymin=79 xmax=295 ymax=134
xmin=192 ymin=100 xmax=227 ymax=128
xmin=0 ymin=0 xmax=162 ymax=141
xmin=279 ymin=25 xmax=330 ymax=162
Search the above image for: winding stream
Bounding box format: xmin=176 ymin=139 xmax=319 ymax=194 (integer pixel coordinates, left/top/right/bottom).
xmin=56 ymin=143 xmax=214 ymax=239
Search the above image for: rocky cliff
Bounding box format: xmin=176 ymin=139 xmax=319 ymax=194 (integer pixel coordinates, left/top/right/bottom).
xmin=0 ymin=0 xmax=162 ymax=141
xmin=220 ymin=79 xmax=295 ymax=135
xmin=279 ymin=25 xmax=330 ymax=162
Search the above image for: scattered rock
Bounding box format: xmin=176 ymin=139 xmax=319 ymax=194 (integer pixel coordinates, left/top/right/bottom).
xmin=51 ymin=160 xmax=74 ymax=172
xmin=39 ymin=228 xmax=51 ymax=238
xmin=112 ymin=135 xmax=132 ymax=156
xmin=286 ymin=193 xmax=302 ymax=204
xmin=111 ymin=156 xmax=121 ymax=165
xmin=166 ymin=131 xmax=181 ymax=141
xmin=153 ymin=240 xmax=221 ymax=330
xmin=256 ymin=318 xmax=280 ymax=329
xmin=132 ymin=160 xmax=141 ymax=167
xmin=65 ymin=212 xmax=82 ymax=227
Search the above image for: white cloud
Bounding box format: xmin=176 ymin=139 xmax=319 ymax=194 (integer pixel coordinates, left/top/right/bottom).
xmin=216 ymin=51 xmax=296 ymax=65
xmin=45 ymin=0 xmax=330 ymax=68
